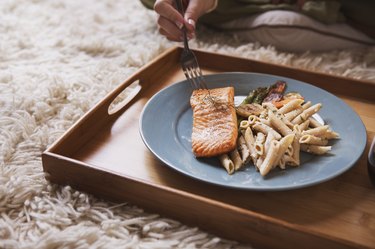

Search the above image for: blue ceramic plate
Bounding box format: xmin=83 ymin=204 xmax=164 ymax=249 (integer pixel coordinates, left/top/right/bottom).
xmin=139 ymin=73 xmax=366 ymax=191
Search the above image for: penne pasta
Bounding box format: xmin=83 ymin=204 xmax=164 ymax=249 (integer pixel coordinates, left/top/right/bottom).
xmin=258 ymin=118 xmax=271 ymax=126
xmin=291 ymin=125 xmax=302 ymax=166
xmin=280 ymin=115 xmax=295 ymax=129
xmin=253 ymin=122 xmax=282 ymax=140
xmin=230 ymin=149 xmax=243 ymax=170
xmin=278 ymin=134 xmax=295 ymax=155
xmin=248 ymin=115 xmax=259 ymax=125
xmin=320 ymin=130 xmax=340 ymax=140
xmin=273 ymin=133 xmax=295 ymax=167
xmin=278 ymin=99 xmax=304 ymax=114
xmin=254 ymin=143 xmax=264 ymax=156
xmin=308 ymin=117 xmax=323 ymax=128
xmin=302 ymin=125 xmax=329 ymax=136
xmin=262 ymin=102 xmax=278 ymax=112
xmin=284 ymin=107 xmax=303 ymax=121
xmin=242 ymin=127 xmax=258 ymax=162
xmin=238 ymin=135 xmax=250 ymax=164
xmin=239 ymin=120 xmax=250 ymax=129
xmin=219 ymin=154 xmax=235 ymax=174
xmin=292 ymin=103 xmax=322 ymax=125
xmin=255 ymin=157 xmax=263 ymax=171
xmin=264 ymin=131 xmax=276 ymax=155
xmin=268 ymin=110 xmax=293 ymax=136
xmin=214 ymin=82 xmax=340 ymax=176
xmin=255 ymin=132 xmax=266 ymax=143
xmin=286 ymin=144 xmax=294 ymax=157
xmin=259 ymin=140 xmax=280 ymax=176
xmin=302 ymin=101 xmax=312 ymax=110
xmin=283 ymin=154 xmax=298 ymax=167
xmin=278 ymin=155 xmax=286 ymax=169
xmin=299 ymin=134 xmax=328 ymax=146
xmin=300 ymin=144 xmax=332 ymax=155
xmin=254 ymin=132 xmax=266 ymax=156
xmin=298 ymin=120 xmax=310 ymax=131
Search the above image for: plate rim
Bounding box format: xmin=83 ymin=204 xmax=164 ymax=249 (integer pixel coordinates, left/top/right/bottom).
xmin=139 ymin=72 xmax=367 ymax=191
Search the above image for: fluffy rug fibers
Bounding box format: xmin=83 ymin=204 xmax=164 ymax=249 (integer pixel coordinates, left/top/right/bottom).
xmin=1 ymin=0 xmax=374 ymax=248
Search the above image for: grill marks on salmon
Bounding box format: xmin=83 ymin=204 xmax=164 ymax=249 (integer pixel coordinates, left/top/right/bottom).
xmin=190 ymin=87 xmax=238 ymax=158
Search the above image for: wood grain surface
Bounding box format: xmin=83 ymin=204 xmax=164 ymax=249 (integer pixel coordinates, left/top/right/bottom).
xmin=42 ymin=46 xmax=375 ymax=249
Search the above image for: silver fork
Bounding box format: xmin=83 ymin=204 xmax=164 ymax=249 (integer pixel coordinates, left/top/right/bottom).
xmin=175 ymin=0 xmax=208 ymax=90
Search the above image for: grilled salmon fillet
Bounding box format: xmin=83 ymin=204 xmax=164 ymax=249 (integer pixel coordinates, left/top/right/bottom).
xmin=190 ymin=87 xmax=238 ymax=158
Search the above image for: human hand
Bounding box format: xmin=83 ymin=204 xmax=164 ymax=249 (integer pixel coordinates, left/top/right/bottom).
xmin=153 ymin=0 xmax=217 ymax=41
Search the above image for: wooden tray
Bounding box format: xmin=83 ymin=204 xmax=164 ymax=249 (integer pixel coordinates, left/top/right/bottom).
xmin=42 ymin=46 xmax=375 ymax=249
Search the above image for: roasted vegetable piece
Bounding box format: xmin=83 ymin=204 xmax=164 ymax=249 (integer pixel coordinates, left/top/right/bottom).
xmin=241 ymin=88 xmax=258 ymax=105
xmin=253 ymin=87 xmax=269 ymax=104
xmin=236 ymin=103 xmax=264 ymax=118
xmin=263 ymin=80 xmax=287 ymax=103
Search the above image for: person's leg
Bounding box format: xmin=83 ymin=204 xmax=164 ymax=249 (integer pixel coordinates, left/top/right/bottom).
xmin=214 ymin=10 xmax=375 ymax=52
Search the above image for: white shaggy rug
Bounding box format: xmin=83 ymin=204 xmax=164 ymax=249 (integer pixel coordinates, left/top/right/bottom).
xmin=1 ymin=0 xmax=374 ymax=248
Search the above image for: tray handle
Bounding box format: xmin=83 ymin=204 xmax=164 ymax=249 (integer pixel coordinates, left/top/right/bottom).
xmin=44 ymin=46 xmax=181 ymax=154
xmin=107 ymin=78 xmax=142 ymax=115
xmin=98 ymin=46 xmax=180 ymax=117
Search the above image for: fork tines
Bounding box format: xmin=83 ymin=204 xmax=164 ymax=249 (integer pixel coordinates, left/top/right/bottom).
xmin=175 ymin=0 xmax=208 ymax=90
xmin=181 ymin=51 xmax=208 ymax=90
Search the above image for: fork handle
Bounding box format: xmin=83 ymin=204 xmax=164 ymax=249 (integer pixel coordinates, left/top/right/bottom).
xmin=174 ymin=0 xmax=189 ymax=50
xmin=174 ymin=0 xmax=184 ymax=15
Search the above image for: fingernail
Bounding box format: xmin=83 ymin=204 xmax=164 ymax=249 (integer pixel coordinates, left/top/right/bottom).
xmin=188 ymin=18 xmax=196 ymax=29
xmin=175 ymin=21 xmax=183 ymax=29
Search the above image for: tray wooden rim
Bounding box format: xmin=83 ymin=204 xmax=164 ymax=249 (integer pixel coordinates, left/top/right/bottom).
xmin=42 ymin=46 xmax=375 ymax=249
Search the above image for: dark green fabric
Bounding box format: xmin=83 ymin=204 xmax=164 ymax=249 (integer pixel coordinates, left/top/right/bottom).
xmin=202 ymin=0 xmax=346 ymax=26
xmin=340 ymin=0 xmax=375 ymax=26
xmin=140 ymin=0 xmax=374 ymax=28
xmin=140 ymin=0 xmax=154 ymax=10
